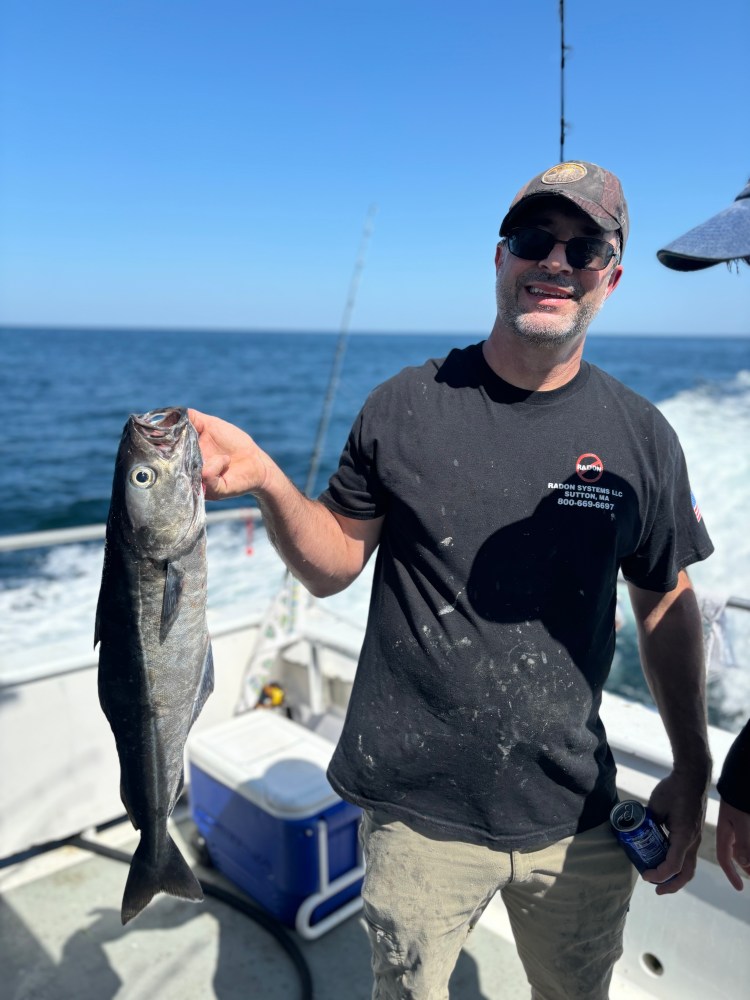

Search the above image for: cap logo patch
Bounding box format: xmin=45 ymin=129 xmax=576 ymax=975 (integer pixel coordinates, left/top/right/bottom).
xmin=541 ymin=162 xmax=588 ymax=185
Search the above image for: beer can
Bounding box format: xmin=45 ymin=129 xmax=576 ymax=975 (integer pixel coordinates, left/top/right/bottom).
xmin=610 ymin=799 xmax=670 ymax=874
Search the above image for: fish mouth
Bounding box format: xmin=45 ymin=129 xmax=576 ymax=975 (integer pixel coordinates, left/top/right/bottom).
xmin=130 ymin=408 xmax=189 ymax=454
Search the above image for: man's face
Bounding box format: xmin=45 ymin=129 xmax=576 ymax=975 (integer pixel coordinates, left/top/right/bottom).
xmin=495 ymin=199 xmax=623 ymax=348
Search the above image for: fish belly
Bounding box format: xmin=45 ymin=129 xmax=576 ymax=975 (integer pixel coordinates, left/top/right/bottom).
xmin=97 ymin=551 xmax=212 ymax=922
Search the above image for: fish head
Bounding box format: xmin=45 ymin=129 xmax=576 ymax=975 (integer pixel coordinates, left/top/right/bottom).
xmin=112 ymin=407 xmax=205 ymax=558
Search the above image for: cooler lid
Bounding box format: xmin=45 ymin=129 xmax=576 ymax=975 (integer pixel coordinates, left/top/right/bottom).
xmin=188 ymin=711 xmax=341 ymax=818
xmin=261 ymin=758 xmax=337 ymax=816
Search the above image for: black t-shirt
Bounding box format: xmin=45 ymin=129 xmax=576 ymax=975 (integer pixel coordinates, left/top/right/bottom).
xmin=717 ymin=722 xmax=750 ymax=813
xmin=319 ymin=342 xmax=714 ymax=847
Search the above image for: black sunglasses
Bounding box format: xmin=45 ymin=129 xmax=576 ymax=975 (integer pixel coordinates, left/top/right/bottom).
xmin=506 ymin=227 xmax=619 ymax=271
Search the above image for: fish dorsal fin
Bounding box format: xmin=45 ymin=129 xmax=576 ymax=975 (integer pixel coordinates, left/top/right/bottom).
xmin=160 ymin=561 xmax=184 ymax=641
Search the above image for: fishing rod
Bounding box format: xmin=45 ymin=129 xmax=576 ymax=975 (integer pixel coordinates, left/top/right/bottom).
xmin=304 ymin=203 xmax=378 ymax=498
xmin=559 ymin=0 xmax=570 ymax=161
xmin=237 ymin=205 xmax=377 ymax=711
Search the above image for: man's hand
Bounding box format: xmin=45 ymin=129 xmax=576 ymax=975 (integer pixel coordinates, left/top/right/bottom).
xmin=188 ymin=408 xmax=268 ymax=501
xmin=716 ymin=799 xmax=750 ymax=891
xmin=641 ymin=769 xmax=708 ymax=894
xmin=188 ymin=408 xmax=382 ymax=597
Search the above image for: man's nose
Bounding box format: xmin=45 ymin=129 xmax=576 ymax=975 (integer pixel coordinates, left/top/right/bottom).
xmin=539 ymin=240 xmax=573 ymax=273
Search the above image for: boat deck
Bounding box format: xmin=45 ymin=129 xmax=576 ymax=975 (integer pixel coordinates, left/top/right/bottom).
xmin=2 ymin=519 xmax=748 ymax=999
xmin=1 ymin=812 xmax=531 ymax=1000
xmin=4 ymin=804 xmax=750 ymax=999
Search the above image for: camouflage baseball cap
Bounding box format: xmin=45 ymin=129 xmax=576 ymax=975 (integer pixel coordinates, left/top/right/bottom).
xmin=499 ymin=161 xmax=629 ymax=250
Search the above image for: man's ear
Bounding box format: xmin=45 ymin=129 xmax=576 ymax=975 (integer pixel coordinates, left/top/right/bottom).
xmin=605 ymin=264 xmax=624 ymax=298
xmin=495 ymin=242 xmax=504 ymax=271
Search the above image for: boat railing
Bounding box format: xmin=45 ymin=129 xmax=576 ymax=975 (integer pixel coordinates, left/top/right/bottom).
xmin=2 ymin=513 xmax=749 ymax=694
xmin=0 ymin=509 xmax=265 ymax=689
xmin=0 ymin=506 xmax=262 ymax=552
xmin=2 ymin=510 xmax=748 ymax=614
xmin=722 ymin=595 xmax=750 ymax=612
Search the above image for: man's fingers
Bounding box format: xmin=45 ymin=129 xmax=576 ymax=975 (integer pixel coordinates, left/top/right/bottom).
xmin=200 ymin=455 xmax=231 ymax=498
xmin=643 ymin=856 xmax=694 ymax=895
xmin=642 ymin=839 xmax=697 ymax=895
xmin=734 ymin=838 xmax=750 ymax=873
xmin=202 ymin=455 xmax=229 ymax=480
xmin=719 ymin=857 xmax=744 ymax=892
xmin=186 ymin=409 xmax=264 ymax=498
xmin=717 ymin=820 xmax=749 ymax=891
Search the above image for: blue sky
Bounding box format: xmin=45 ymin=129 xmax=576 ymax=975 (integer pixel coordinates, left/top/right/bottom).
xmin=1 ymin=0 xmax=748 ymax=336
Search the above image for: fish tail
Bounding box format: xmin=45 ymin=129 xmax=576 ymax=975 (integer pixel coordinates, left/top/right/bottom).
xmin=121 ymin=833 xmax=204 ymax=925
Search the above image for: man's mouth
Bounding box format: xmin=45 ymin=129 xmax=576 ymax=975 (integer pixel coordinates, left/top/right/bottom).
xmin=525 ymin=284 xmax=575 ymax=300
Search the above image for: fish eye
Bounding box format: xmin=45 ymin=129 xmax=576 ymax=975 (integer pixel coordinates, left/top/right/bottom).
xmin=129 ymin=466 xmax=157 ymax=489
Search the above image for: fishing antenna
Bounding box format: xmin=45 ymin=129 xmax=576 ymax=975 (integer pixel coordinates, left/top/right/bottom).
xmin=559 ymin=0 xmax=570 ymax=161
xmin=303 ymin=203 xmax=377 ymax=498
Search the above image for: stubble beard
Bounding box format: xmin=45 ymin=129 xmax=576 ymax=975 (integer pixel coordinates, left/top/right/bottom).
xmin=496 ymin=271 xmax=604 ymax=348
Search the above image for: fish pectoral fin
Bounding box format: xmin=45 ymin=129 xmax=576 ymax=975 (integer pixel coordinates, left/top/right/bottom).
xmin=121 ymin=833 xmax=203 ymax=924
xmin=159 ymin=561 xmax=184 ymax=641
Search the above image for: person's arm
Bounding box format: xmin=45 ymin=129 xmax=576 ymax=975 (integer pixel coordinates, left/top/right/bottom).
xmin=627 ymin=570 xmax=712 ymax=895
xmin=188 ymin=408 xmax=383 ymax=597
xmin=716 ymin=721 xmax=750 ymax=890
xmin=716 ymin=799 xmax=750 ymax=891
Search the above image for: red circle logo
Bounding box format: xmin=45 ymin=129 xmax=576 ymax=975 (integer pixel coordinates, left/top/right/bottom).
xmin=576 ymin=453 xmax=603 ymax=483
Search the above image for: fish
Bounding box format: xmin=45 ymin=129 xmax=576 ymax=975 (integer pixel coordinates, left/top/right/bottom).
xmin=95 ymin=407 xmax=213 ymax=924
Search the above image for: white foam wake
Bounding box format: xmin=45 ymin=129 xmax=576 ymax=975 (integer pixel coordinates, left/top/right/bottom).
xmin=1 ymin=373 xmax=748 ymax=730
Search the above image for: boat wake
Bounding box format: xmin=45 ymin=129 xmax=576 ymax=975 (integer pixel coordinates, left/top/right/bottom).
xmin=1 ymin=373 xmax=749 ymax=732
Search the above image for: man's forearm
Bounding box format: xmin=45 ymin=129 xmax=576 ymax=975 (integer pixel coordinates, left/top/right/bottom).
xmin=629 ymin=575 xmax=712 ymax=776
xmin=628 ymin=574 xmax=712 ymax=891
xmin=254 ymin=460 xmax=370 ymax=598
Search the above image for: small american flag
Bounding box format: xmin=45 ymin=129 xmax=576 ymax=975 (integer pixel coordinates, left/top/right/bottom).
xmin=690 ymin=491 xmax=702 ymax=523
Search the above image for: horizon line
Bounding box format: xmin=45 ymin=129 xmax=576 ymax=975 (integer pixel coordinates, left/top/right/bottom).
xmin=1 ymin=323 xmax=748 ymax=339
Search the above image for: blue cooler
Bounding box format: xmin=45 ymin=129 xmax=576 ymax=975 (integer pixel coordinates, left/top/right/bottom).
xmin=188 ymin=711 xmax=364 ymax=938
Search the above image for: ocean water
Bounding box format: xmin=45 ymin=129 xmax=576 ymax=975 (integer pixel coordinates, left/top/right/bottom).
xmin=1 ymin=328 xmax=749 ymax=730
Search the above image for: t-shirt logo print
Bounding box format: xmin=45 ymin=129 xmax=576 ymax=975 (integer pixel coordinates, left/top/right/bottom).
xmin=576 ymin=453 xmax=604 ymax=483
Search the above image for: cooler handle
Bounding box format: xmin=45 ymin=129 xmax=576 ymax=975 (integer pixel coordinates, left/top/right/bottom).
xmin=295 ymin=819 xmax=365 ymax=940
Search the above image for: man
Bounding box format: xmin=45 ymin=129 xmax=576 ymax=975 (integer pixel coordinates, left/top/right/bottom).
xmin=657 ymin=176 xmax=750 ymax=892
xmin=191 ymin=161 xmax=714 ymax=999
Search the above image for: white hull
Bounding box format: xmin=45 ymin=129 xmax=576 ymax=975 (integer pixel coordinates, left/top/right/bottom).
xmin=1 ymin=519 xmax=749 ymax=998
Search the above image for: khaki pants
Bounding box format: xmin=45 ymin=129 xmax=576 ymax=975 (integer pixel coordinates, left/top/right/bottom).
xmin=359 ymin=809 xmax=637 ymax=1000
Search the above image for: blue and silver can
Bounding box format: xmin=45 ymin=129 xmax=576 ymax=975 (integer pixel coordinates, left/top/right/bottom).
xmin=610 ymin=799 xmax=670 ymax=874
